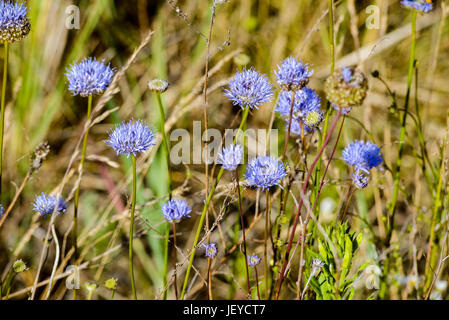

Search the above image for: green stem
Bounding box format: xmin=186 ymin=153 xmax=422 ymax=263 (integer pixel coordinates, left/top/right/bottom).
xmin=180 ymin=106 xmax=250 ymax=300
xmin=129 ymin=154 xmax=137 ymax=300
xmin=110 ymin=289 xmax=115 ymax=300
xmin=328 ymin=0 xmax=335 ymax=73
xmin=0 ymin=41 xmax=8 ymax=196
xmin=387 ymin=9 xmax=417 ymax=242
xmin=235 ymin=169 xmax=251 ymax=296
xmin=155 ymin=92 xmax=173 ymax=300
xmin=72 ymin=94 xmax=93 ymax=300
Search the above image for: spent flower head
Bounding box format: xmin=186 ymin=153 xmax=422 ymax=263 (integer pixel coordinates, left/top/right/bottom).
xmin=0 ymin=1 xmax=30 ymax=43
xmin=245 ymin=156 xmax=287 ymax=191
xmin=148 ymin=78 xmax=169 ymax=93
xmin=105 ymin=119 xmax=156 ymax=157
xmin=203 ymin=243 xmax=218 ymax=259
xmin=325 ymin=66 xmax=368 ymax=110
xmin=32 ymin=193 xmax=67 ymax=216
xmin=342 ymin=140 xmax=383 ymax=173
xmin=66 ymin=57 xmax=115 ymax=97
xmin=217 ymin=144 xmax=243 ymax=172
xmin=224 ymin=67 xmax=273 ymax=110
xmin=248 ymin=255 xmax=261 ymax=267
xmin=401 ymin=0 xmax=433 ymax=12
xmin=162 ymin=199 xmax=191 ymax=223
xmin=30 ymin=141 xmax=50 ymax=172
xmin=275 ymin=57 xmax=313 ymax=90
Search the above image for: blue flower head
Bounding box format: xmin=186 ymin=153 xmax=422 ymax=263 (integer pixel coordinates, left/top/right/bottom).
xmin=0 ymin=203 xmax=4 ymax=218
xmin=401 ymin=0 xmax=433 ymax=12
xmin=217 ymin=144 xmax=243 ymax=172
xmin=342 ymin=140 xmax=383 ymax=173
xmin=244 ymin=156 xmax=287 ymax=191
xmin=275 ymin=57 xmax=314 ymax=90
xmin=203 ymin=243 xmax=218 ymax=259
xmin=105 ymin=119 xmax=156 ymax=157
xmin=248 ymin=255 xmax=261 ymax=267
xmin=276 ymin=88 xmax=321 ymax=118
xmin=33 ymin=193 xmax=67 ymax=216
xmin=66 ymin=57 xmax=115 ymax=97
xmin=224 ymin=68 xmax=273 ymax=110
xmin=162 ymin=199 xmax=191 ymax=223
xmin=0 ymin=1 xmax=30 ymax=43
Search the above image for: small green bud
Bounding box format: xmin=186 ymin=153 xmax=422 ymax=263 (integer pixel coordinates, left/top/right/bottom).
xmin=85 ymin=282 xmax=98 ymax=292
xmin=233 ymin=53 xmax=251 ymax=67
xmin=104 ymin=278 xmax=118 ymax=290
xmin=13 ymin=259 xmax=27 ymax=273
xmin=304 ymin=111 xmax=323 ymax=128
xmin=148 ymin=79 xmax=169 ymax=93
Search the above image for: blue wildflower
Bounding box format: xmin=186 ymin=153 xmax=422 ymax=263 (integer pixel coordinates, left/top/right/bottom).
xmin=0 ymin=1 xmax=30 ymax=43
xmin=224 ymin=68 xmax=273 ymax=110
xmin=203 ymin=243 xmax=218 ymax=259
xmin=162 ymin=199 xmax=191 ymax=223
xmin=275 ymin=57 xmax=313 ymax=90
xmin=0 ymin=203 xmax=4 ymax=218
xmin=66 ymin=57 xmax=115 ymax=97
xmin=275 ymin=88 xmax=321 ymax=118
xmin=248 ymin=255 xmax=261 ymax=267
xmin=217 ymin=144 xmax=243 ymax=172
xmin=245 ymin=156 xmax=287 ymax=191
xmin=105 ymin=119 xmax=157 ymax=157
xmin=401 ymin=0 xmax=433 ymax=12
xmin=342 ymin=140 xmax=383 ymax=173
xmin=33 ymin=193 xmax=67 ymax=216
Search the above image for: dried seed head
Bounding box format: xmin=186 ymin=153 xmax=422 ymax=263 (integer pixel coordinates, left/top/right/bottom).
xmin=325 ymin=66 xmax=368 ymax=110
xmin=148 ymin=78 xmax=169 ymax=93
xmin=30 ymin=142 xmax=50 ymax=172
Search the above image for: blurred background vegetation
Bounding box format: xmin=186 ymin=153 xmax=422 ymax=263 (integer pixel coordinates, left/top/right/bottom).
xmin=1 ymin=0 xmax=449 ymax=299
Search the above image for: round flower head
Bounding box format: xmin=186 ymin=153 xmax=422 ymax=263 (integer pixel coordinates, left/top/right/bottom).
xmin=224 ymin=67 xmax=273 ymax=110
xmin=325 ymin=66 xmax=368 ymax=110
xmin=0 ymin=203 xmax=4 ymax=218
xmin=0 ymin=1 xmax=30 ymax=43
xmin=32 ymin=193 xmax=67 ymax=216
xmin=66 ymin=57 xmax=115 ymax=97
xmin=248 ymin=255 xmax=261 ymax=267
xmin=217 ymin=144 xmax=243 ymax=172
xmin=401 ymin=0 xmax=433 ymax=12
xmin=105 ymin=119 xmax=156 ymax=157
xmin=275 ymin=88 xmax=321 ymax=118
xmin=244 ymin=156 xmax=287 ymax=191
xmin=342 ymin=140 xmax=383 ymax=173
xmin=148 ymin=78 xmax=169 ymax=93
xmin=203 ymin=243 xmax=218 ymax=259
xmin=275 ymin=57 xmax=314 ymax=91
xmin=162 ymin=199 xmax=191 ymax=223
